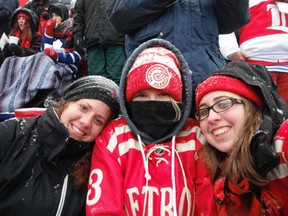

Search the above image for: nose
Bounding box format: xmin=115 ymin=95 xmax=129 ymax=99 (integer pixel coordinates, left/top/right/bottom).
xmin=149 ymin=95 xmax=157 ymax=100
xmin=80 ymin=115 xmax=93 ymax=129
xmin=206 ymin=109 xmax=221 ymax=121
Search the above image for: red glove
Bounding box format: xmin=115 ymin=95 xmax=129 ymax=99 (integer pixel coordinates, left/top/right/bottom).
xmin=45 ymin=19 xmax=56 ymax=36
xmin=38 ymin=11 xmax=49 ymax=37
xmin=44 ymin=48 xmax=58 ymax=61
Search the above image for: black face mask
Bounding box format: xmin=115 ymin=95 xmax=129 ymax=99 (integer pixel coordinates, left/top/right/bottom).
xmin=127 ymin=101 xmax=181 ymax=140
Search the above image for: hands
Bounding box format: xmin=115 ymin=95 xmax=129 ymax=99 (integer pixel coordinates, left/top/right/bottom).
xmin=9 ymin=44 xmax=23 ymax=56
xmin=228 ymin=50 xmax=249 ymax=62
xmin=44 ymin=48 xmax=58 ymax=61
xmin=74 ymin=36 xmax=86 ymax=56
xmin=2 ymin=43 xmax=23 ymax=57
xmin=41 ymin=10 xmax=49 ymax=20
xmin=45 ymin=19 xmax=57 ymax=37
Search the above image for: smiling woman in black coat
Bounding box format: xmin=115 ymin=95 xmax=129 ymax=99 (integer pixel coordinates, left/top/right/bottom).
xmin=0 ymin=75 xmax=120 ymax=216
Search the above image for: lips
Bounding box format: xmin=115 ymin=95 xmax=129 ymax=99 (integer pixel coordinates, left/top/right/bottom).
xmin=72 ymin=124 xmax=85 ymax=136
xmin=212 ymin=127 xmax=230 ymax=136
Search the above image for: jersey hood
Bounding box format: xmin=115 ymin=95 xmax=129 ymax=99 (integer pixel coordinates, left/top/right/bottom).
xmin=119 ymin=38 xmax=193 ymax=144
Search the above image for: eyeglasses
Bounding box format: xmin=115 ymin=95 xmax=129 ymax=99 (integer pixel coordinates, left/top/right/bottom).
xmin=195 ymin=98 xmax=244 ymax=121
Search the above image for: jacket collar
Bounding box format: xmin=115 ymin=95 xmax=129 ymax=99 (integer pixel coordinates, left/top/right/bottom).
xmin=37 ymin=106 xmax=92 ymax=162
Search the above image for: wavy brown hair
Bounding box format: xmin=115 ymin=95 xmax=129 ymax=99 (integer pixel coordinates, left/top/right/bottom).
xmin=10 ymin=19 xmax=33 ymax=43
xmin=53 ymin=99 xmax=112 ymax=189
xmin=53 ymin=100 xmax=93 ymax=189
xmin=200 ymin=98 xmax=269 ymax=187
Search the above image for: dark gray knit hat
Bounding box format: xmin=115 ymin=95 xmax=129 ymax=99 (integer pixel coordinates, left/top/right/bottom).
xmin=64 ymin=75 xmax=120 ymax=119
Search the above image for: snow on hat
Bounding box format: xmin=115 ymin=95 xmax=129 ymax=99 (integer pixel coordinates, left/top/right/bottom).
xmin=64 ymin=75 xmax=120 ymax=119
xmin=195 ymin=75 xmax=264 ymax=110
xmin=126 ymin=46 xmax=182 ymax=102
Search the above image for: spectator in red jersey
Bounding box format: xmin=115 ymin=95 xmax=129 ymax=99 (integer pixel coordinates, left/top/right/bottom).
xmin=219 ymin=0 xmax=288 ymax=104
xmin=86 ymin=38 xmax=217 ymax=216
xmin=195 ymin=61 xmax=288 ymax=215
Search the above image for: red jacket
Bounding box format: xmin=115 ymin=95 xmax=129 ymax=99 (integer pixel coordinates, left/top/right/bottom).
xmin=267 ymin=119 xmax=288 ymax=215
xmin=214 ymin=119 xmax=288 ymax=215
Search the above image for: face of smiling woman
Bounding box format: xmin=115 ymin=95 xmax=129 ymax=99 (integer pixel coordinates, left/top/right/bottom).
xmin=60 ymin=98 xmax=111 ymax=142
xmin=199 ymin=90 xmax=246 ymax=153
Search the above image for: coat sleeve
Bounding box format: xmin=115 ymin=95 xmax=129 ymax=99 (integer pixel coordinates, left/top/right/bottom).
xmin=0 ymin=120 xmax=17 ymax=163
xmin=275 ymin=119 xmax=288 ymax=163
xmin=104 ymin=0 xmax=178 ymax=34
xmin=86 ymin=124 xmax=126 ymax=216
xmin=19 ymin=34 xmax=41 ymax=57
xmin=219 ymin=33 xmax=240 ymax=60
xmin=30 ymin=33 xmax=42 ymax=53
xmin=0 ymin=8 xmax=10 ymax=23
xmin=73 ymin=0 xmax=86 ymax=39
xmin=215 ymin=0 xmax=250 ymax=34
xmin=57 ymin=50 xmax=81 ymax=64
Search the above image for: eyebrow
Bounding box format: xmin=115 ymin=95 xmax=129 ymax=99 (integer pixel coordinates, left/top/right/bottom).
xmin=199 ymin=96 xmax=228 ymax=108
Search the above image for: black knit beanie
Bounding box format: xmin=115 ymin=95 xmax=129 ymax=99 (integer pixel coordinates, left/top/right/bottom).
xmin=64 ymin=76 xmax=120 ymax=119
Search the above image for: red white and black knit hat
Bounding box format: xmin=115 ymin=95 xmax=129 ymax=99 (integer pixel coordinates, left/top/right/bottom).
xmin=195 ymin=75 xmax=264 ymax=110
xmin=126 ymin=46 xmax=182 ymax=102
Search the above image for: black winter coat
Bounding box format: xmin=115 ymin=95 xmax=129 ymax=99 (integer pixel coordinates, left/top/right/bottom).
xmin=73 ymin=0 xmax=125 ymax=49
xmin=0 ymin=107 xmax=93 ymax=216
xmin=104 ymin=0 xmax=250 ymax=89
xmin=0 ymin=0 xmax=19 ymax=35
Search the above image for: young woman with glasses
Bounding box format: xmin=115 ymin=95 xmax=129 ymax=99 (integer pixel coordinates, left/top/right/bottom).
xmin=195 ymin=61 xmax=288 ymax=215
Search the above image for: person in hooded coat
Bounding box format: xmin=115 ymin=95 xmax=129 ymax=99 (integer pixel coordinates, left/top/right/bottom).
xmin=195 ymin=61 xmax=288 ymax=215
xmin=0 ymin=75 xmax=120 ymax=216
xmin=86 ymin=38 xmax=217 ymax=215
xmin=41 ymin=2 xmax=81 ymax=75
xmin=0 ymin=7 xmax=41 ymax=64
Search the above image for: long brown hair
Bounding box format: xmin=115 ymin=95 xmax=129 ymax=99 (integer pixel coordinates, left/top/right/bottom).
xmin=53 ymin=100 xmax=92 ymax=189
xmin=10 ymin=19 xmax=33 ymax=43
xmin=53 ymin=99 xmax=112 ymax=189
xmin=200 ymin=98 xmax=269 ymax=187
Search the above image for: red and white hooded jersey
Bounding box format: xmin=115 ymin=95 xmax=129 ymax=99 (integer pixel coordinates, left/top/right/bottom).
xmin=220 ymin=0 xmax=288 ymax=72
xmin=86 ymin=117 xmax=217 ymax=216
xmin=86 ymin=38 xmax=217 ymax=216
xmin=267 ymin=119 xmax=288 ymax=214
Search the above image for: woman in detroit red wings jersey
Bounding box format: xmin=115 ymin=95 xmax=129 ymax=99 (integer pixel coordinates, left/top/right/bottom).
xmin=86 ymin=39 xmax=217 ymax=216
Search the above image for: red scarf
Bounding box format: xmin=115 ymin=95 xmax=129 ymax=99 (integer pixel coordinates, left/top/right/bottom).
xmin=214 ymin=176 xmax=283 ymax=215
xmin=15 ymin=30 xmax=31 ymax=48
